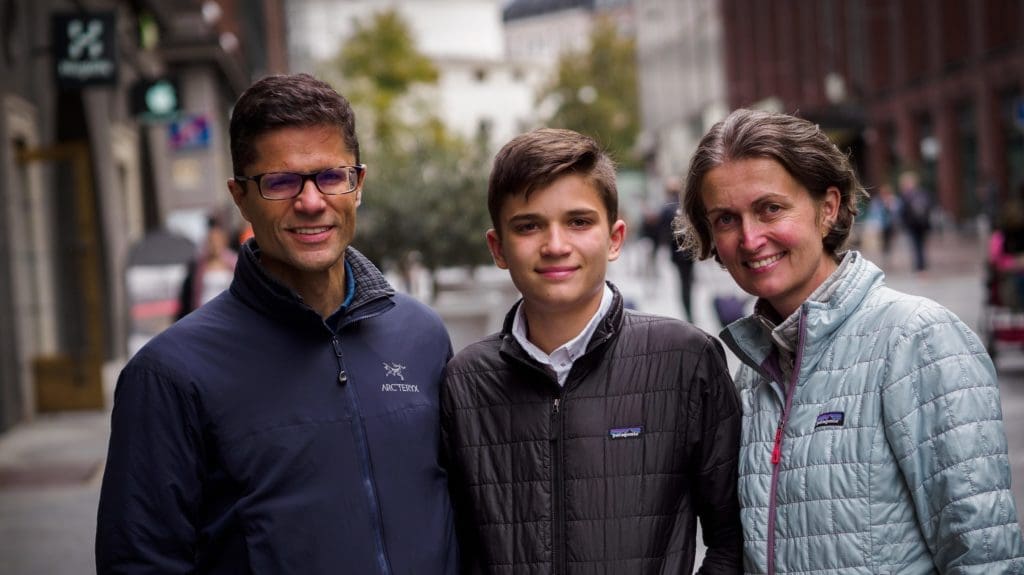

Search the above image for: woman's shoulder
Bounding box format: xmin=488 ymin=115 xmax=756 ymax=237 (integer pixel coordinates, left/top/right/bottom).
xmin=859 ymin=286 xmax=978 ymax=356
xmin=862 ymin=285 xmax=955 ymax=325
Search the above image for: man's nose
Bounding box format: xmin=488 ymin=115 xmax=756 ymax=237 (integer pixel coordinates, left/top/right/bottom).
xmin=293 ymin=179 xmax=326 ymax=211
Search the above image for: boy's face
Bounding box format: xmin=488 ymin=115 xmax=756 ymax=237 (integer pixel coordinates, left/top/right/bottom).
xmin=486 ymin=173 xmax=625 ymax=320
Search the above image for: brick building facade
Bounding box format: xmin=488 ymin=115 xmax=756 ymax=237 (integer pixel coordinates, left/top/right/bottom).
xmin=722 ymin=0 xmax=1024 ymax=222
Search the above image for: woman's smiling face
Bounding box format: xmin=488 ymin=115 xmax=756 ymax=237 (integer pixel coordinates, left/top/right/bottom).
xmin=701 ymin=157 xmax=840 ymax=318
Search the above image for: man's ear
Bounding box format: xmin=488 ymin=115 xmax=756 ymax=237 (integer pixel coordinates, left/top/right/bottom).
xmin=227 ymin=179 xmax=252 ymax=223
xmin=485 ymin=228 xmax=508 ymax=270
xmin=608 ymin=219 xmax=627 ymax=261
xmin=354 ymin=166 xmax=365 ymax=207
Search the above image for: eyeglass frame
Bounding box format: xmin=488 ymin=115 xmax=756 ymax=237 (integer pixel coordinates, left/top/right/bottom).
xmin=234 ymin=164 xmax=367 ymax=200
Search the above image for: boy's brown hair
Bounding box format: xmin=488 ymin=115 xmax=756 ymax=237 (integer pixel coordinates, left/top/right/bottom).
xmin=488 ymin=128 xmax=618 ymax=232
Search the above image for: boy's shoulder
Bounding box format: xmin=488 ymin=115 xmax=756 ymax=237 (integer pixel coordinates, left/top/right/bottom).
xmin=617 ymin=309 xmax=723 ymax=357
xmin=621 ymin=309 xmax=713 ymax=340
xmin=447 ymin=332 xmax=505 ymax=375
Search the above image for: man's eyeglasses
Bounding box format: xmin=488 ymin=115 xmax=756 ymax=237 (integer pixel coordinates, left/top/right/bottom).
xmin=235 ymin=165 xmax=366 ymax=200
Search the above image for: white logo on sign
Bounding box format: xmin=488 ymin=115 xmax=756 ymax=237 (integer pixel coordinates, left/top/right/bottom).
xmin=382 ymin=362 xmax=406 ymax=381
xmin=68 ymin=19 xmax=104 ymax=60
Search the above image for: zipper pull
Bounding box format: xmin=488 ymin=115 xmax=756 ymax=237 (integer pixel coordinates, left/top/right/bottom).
xmin=331 ymin=338 xmax=347 ymax=385
xmin=771 ymin=425 xmax=783 ymax=465
xmin=553 ymin=398 xmax=560 ymax=414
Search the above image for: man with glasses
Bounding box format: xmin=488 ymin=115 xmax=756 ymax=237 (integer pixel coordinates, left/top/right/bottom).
xmin=97 ymin=73 xmax=458 ymax=574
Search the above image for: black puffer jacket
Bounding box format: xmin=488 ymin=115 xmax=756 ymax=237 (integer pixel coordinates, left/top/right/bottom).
xmin=442 ymin=285 xmax=742 ymax=575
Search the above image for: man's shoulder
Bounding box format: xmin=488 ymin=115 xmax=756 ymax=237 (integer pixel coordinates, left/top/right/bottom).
xmin=128 ymin=295 xmax=254 ymax=372
xmin=387 ymin=291 xmax=449 ymax=333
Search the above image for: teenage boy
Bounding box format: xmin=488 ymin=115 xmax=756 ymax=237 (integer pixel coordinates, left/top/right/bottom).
xmin=441 ymin=128 xmax=742 ymax=574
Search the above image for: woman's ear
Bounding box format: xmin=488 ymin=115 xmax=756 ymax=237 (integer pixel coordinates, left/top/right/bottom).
xmin=821 ymin=186 xmax=841 ymax=234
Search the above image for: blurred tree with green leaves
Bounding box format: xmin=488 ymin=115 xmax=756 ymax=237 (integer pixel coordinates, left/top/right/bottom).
xmin=538 ymin=15 xmax=641 ymax=169
xmin=321 ymin=9 xmax=493 ymax=295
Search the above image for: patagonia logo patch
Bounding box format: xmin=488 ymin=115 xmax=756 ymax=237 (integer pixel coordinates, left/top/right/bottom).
xmin=815 ymin=411 xmax=845 ymax=428
xmin=609 ymin=426 xmax=643 ymax=439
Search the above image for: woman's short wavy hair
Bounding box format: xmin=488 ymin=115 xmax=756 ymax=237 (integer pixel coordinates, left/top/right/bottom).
xmin=679 ymin=108 xmax=868 ymax=262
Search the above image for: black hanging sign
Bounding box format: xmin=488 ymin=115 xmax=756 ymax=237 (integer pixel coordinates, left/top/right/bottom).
xmin=53 ymin=12 xmax=118 ymax=88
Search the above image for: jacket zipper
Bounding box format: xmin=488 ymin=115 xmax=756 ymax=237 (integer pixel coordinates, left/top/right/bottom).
xmin=333 ymin=336 xmax=393 ymax=575
xmin=551 ymin=394 xmax=567 ymax=575
xmin=765 ymin=312 xmax=807 ymax=575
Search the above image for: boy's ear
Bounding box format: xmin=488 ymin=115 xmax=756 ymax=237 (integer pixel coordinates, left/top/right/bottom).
xmin=607 ymin=219 xmax=627 ymax=261
xmin=485 ymin=228 xmax=509 ymax=270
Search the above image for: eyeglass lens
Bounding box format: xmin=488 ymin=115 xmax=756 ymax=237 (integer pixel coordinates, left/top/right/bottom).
xmin=261 ymin=167 xmax=359 ymax=199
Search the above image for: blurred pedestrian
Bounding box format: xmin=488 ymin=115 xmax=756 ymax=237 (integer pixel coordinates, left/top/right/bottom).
xmin=681 ymin=108 xmax=1024 ymax=574
xmin=639 ymin=203 xmax=662 ymax=281
xmin=97 ymin=73 xmax=458 ymax=574
xmin=976 ymin=171 xmax=1000 ymax=236
xmin=659 ymin=176 xmax=696 ymax=321
xmin=867 ymin=182 xmax=899 ymax=265
xmin=989 ymin=198 xmax=1024 ymax=309
xmin=442 ymin=128 xmax=742 ymax=573
xmin=175 ymin=215 xmax=237 ymax=319
xmin=898 ymin=170 xmax=932 ymax=272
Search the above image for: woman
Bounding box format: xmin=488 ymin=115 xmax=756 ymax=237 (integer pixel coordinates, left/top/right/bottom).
xmin=176 ymin=216 xmax=238 ymax=319
xmin=680 ymin=109 xmax=1024 ymax=574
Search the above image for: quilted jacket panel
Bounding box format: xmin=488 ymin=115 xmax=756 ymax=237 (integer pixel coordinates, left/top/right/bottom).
xmin=722 ymin=252 xmax=1024 ymax=574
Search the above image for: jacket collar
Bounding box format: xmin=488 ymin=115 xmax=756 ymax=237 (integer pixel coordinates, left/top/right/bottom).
xmin=498 ymin=281 xmax=624 ymax=385
xmin=720 ymin=251 xmax=885 ymax=382
xmin=230 ymin=240 xmax=395 ymax=332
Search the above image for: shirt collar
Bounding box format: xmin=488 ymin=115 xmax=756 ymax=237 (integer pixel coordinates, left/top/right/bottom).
xmin=511 ymin=284 xmax=614 ymax=385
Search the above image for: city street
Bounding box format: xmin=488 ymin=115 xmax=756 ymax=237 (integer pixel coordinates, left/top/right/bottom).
xmin=2 ymin=230 xmax=1023 ymax=573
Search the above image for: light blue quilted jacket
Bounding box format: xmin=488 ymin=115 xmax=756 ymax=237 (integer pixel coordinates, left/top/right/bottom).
xmin=720 ymin=251 xmax=1024 ymax=574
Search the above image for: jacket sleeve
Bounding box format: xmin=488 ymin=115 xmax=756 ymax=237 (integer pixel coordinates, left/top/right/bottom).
xmin=692 ymin=337 xmax=744 ymax=575
xmin=96 ymin=359 xmax=204 ymax=574
xmin=439 ymin=368 xmax=485 ymax=575
xmin=882 ymin=307 xmax=1024 ymax=573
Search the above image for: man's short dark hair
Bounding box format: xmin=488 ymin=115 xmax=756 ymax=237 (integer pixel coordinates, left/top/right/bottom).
xmin=229 ymin=73 xmax=359 ymax=176
xmin=487 ymin=128 xmax=618 ymax=232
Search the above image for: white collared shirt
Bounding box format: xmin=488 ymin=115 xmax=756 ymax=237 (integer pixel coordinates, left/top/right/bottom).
xmin=511 ymin=284 xmax=614 ymax=386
